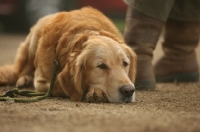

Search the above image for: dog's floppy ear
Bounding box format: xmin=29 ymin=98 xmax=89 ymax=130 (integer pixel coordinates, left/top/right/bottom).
xmin=60 ymin=48 xmax=88 ymax=101
xmin=124 ymin=45 xmax=137 ymax=83
xmin=74 ymin=48 xmax=90 ymax=97
xmin=57 ymin=34 xmax=89 ymax=101
xmin=74 ymin=59 xmax=85 ymax=99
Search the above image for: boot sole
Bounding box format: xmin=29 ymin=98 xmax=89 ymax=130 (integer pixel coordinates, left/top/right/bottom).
xmin=156 ymin=72 xmax=199 ymax=83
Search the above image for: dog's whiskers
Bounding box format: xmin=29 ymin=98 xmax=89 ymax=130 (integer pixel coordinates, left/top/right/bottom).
xmin=135 ymin=85 xmax=145 ymax=89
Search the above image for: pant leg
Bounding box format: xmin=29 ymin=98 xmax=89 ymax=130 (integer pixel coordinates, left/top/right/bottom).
xmin=124 ymin=0 xmax=175 ymax=22
xmin=169 ymin=0 xmax=200 ymax=21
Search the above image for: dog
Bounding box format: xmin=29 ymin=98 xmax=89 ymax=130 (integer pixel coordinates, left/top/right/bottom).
xmin=0 ymin=7 xmax=137 ymax=103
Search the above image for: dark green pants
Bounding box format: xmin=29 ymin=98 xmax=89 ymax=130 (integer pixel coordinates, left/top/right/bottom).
xmin=124 ymin=0 xmax=200 ymax=22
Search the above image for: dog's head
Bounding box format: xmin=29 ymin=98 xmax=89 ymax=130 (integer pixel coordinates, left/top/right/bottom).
xmin=59 ymin=33 xmax=137 ymax=103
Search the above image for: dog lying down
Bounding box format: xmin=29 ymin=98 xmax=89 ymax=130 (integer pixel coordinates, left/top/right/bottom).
xmin=0 ymin=7 xmax=137 ymax=103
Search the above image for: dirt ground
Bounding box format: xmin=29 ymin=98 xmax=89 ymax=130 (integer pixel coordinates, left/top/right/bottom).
xmin=0 ymin=34 xmax=200 ymax=132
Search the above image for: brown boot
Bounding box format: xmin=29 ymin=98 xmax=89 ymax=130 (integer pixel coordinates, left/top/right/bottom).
xmin=154 ymin=19 xmax=200 ymax=82
xmin=124 ymin=7 xmax=164 ymax=90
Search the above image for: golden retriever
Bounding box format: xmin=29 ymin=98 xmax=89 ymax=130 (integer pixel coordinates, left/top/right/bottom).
xmin=0 ymin=7 xmax=137 ymax=103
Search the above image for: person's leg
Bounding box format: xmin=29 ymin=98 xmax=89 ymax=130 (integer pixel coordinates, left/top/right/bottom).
xmin=154 ymin=0 xmax=200 ymax=82
xmin=124 ymin=0 xmax=174 ymax=90
xmin=154 ymin=19 xmax=200 ymax=82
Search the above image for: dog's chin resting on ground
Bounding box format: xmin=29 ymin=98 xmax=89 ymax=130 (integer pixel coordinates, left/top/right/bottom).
xmin=0 ymin=7 xmax=137 ymax=103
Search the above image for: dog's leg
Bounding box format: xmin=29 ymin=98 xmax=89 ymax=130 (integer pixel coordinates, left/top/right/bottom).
xmin=84 ymin=88 xmax=108 ymax=103
xmin=34 ymin=69 xmax=50 ymax=92
xmin=34 ymin=79 xmax=50 ymax=92
xmin=15 ymin=30 xmax=42 ymax=88
xmin=14 ymin=33 xmax=36 ymax=88
xmin=15 ymin=61 xmax=34 ymax=88
xmin=16 ymin=75 xmax=33 ymax=88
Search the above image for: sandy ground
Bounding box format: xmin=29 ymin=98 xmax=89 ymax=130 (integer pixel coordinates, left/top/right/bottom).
xmin=0 ymin=33 xmax=200 ymax=132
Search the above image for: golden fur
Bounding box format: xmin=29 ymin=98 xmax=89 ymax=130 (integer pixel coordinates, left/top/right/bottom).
xmin=0 ymin=7 xmax=137 ymax=103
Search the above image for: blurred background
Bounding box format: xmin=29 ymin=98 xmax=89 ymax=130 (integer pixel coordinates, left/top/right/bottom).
xmin=0 ymin=0 xmax=127 ymax=33
xmin=0 ymin=0 xmax=199 ymax=66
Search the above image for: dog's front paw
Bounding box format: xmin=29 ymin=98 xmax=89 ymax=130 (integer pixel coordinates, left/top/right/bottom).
xmin=84 ymin=88 xmax=108 ymax=103
xmin=16 ymin=75 xmax=33 ymax=88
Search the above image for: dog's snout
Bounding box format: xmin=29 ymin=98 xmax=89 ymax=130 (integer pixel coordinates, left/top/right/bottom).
xmin=119 ymin=85 xmax=135 ymax=97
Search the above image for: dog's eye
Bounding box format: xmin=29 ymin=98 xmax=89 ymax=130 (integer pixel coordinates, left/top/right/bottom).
xmin=123 ymin=61 xmax=128 ymax=67
xmin=97 ymin=63 xmax=108 ymax=70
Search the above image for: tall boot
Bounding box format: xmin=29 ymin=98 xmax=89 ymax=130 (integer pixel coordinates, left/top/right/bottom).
xmin=154 ymin=19 xmax=200 ymax=82
xmin=124 ymin=7 xmax=165 ymax=90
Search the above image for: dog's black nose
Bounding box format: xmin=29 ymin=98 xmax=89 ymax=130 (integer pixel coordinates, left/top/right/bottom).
xmin=119 ymin=85 xmax=135 ymax=97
